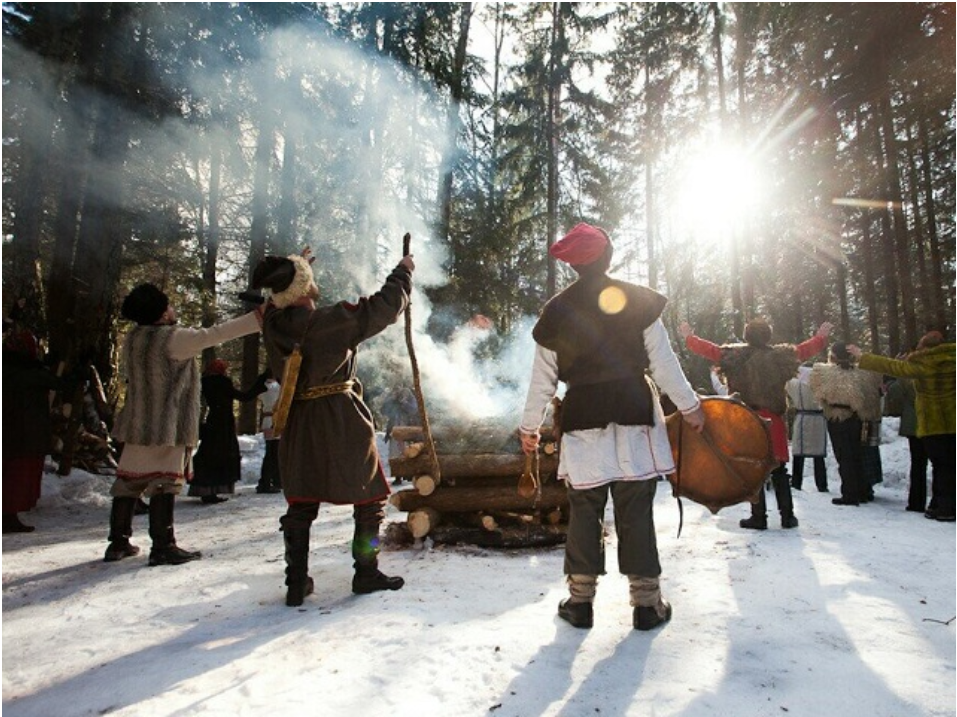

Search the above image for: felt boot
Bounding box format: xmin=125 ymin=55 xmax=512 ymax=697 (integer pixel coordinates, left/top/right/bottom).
xmin=351 ymin=501 xmax=403 ymax=594
xmin=104 ymin=497 xmax=140 ymax=561
xmin=772 ymin=467 xmax=799 ymax=529
xmin=282 ymin=518 xmax=314 ymax=607
xmin=148 ymin=493 xmax=201 ymax=566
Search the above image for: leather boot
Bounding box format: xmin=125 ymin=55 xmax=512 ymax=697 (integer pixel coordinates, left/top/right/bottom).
xmin=148 ymin=493 xmax=202 ymax=566
xmin=558 ymin=599 xmax=594 ymax=628
xmin=351 ymin=501 xmax=404 ymax=594
xmin=281 ymin=515 xmax=314 ymax=606
xmin=104 ymin=497 xmax=140 ymax=561
xmin=739 ymin=491 xmax=768 ymax=530
xmin=772 ymin=466 xmax=799 ymax=528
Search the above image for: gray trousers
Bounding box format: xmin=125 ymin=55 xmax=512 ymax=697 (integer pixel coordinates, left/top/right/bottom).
xmin=564 ymin=478 xmax=661 ymax=578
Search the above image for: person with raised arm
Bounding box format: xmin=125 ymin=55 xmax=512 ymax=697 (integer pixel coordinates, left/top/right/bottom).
xmin=678 ymin=317 xmax=832 ymax=530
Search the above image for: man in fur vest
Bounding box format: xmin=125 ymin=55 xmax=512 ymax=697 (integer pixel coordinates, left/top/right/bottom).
xmin=107 ymin=283 xmax=263 ymax=566
xmin=520 ymin=222 xmax=705 ymax=631
xmin=809 ymin=343 xmax=884 ymax=507
xmin=679 ymin=317 xmax=832 ymax=530
xmin=252 ymin=248 xmax=413 ymax=607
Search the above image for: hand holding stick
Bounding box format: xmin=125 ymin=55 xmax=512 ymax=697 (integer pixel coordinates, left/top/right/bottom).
xmin=402 ymin=233 xmax=443 ymax=486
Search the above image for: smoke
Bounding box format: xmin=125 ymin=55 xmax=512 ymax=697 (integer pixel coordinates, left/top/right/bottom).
xmin=6 ymin=8 xmax=540 ymax=424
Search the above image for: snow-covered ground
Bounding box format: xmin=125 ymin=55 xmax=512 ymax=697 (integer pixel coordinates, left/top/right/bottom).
xmin=3 ymin=421 xmax=954 ymax=717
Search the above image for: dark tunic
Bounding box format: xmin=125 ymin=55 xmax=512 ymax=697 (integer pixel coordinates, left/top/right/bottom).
xmin=262 ymin=264 xmax=411 ymax=504
xmin=189 ymin=373 xmax=264 ymax=495
xmin=531 ymin=273 xmax=667 ymax=433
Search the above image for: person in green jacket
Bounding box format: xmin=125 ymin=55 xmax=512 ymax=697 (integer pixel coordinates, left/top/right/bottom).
xmin=849 ymin=332 xmax=955 ymax=522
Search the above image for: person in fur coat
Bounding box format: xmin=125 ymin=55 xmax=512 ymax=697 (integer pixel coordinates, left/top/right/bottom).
xmin=106 ymin=284 xmax=263 ymax=566
xmin=252 ymin=248 xmax=414 ymax=607
xmin=809 ymin=343 xmax=884 ymax=507
xmin=849 ymin=332 xmax=955 ymax=522
xmin=679 ymin=318 xmax=831 ymax=530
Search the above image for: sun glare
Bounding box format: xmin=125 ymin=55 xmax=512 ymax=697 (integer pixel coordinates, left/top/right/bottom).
xmin=669 ymin=146 xmax=764 ymax=248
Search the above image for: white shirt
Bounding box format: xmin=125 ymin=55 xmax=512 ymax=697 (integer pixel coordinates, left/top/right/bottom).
xmin=520 ymin=319 xmax=700 ymax=489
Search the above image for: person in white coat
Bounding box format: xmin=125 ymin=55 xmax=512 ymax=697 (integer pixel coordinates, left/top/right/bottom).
xmin=786 ymin=365 xmax=829 ymax=492
xmin=519 ymin=223 xmax=705 ymax=631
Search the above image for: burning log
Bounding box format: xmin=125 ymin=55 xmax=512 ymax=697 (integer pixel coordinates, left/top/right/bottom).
xmin=390 ymin=452 xmax=559 ymax=480
xmin=390 ymin=482 xmax=567 ymax=514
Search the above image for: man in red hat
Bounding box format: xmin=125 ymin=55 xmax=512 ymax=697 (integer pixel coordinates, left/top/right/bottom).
xmin=520 ymin=222 xmax=705 ymax=631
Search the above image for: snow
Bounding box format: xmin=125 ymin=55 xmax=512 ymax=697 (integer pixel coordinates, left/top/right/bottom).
xmin=3 ymin=421 xmax=954 ymax=717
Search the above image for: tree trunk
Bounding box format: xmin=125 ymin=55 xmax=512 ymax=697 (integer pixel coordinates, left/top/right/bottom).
xmin=240 ymin=107 xmax=276 ymax=433
xmin=275 ymin=69 xmax=301 ymax=256
xmin=70 ymin=4 xmax=137 ymax=383
xmin=436 ymin=4 xmax=473 ymax=244
xmin=45 ymin=4 xmax=107 ymax=360
xmin=872 ymin=114 xmax=901 ymax=354
xmin=877 ymin=92 xmax=916 ymax=352
xmin=917 ymin=99 xmax=949 ymax=333
xmin=903 ymin=117 xmax=932 ymax=335
xmin=712 ymin=2 xmax=741 ymax=335
xmin=544 ymin=2 xmax=563 ymax=299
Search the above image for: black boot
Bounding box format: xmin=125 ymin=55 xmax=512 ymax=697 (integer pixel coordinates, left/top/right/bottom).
xmin=104 ymin=497 xmax=141 ymax=561
xmin=739 ymin=491 xmax=768 ymax=530
xmin=352 ymin=501 xmax=404 ymax=594
xmin=558 ymin=599 xmax=594 ymax=629
xmin=281 ymin=514 xmax=314 ymax=607
xmin=772 ymin=466 xmax=799 ymax=529
xmin=148 ymin=493 xmax=202 ymax=566
xmin=633 ymin=600 xmax=673 ymax=631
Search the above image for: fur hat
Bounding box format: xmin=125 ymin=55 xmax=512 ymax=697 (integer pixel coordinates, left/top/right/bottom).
xmin=121 ymin=284 xmax=169 ymax=325
xmin=252 ymin=254 xmax=315 ymax=309
xmin=743 ymin=318 xmax=773 ymax=348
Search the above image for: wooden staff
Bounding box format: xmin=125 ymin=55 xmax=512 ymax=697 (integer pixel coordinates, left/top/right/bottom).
xmin=402 ymin=232 xmax=444 ymax=485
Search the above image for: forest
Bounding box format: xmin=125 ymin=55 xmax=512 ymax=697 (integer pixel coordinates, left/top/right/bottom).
xmin=3 ymin=2 xmax=954 ymax=434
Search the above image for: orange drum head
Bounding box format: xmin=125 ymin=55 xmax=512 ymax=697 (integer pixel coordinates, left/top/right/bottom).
xmin=666 ymin=397 xmax=777 ymax=514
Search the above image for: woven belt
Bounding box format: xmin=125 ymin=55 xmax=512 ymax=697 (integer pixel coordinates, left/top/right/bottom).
xmin=295 ymin=380 xmax=355 ymax=401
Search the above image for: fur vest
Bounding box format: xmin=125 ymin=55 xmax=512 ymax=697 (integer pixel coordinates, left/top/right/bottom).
xmin=718 ymin=344 xmax=799 ymax=415
xmin=809 ymin=363 xmax=883 ymax=423
xmin=112 ymin=326 xmax=201 ymax=447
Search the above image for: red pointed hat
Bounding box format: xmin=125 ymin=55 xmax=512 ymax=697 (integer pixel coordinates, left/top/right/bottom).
xmin=549 ymin=222 xmax=610 ymax=265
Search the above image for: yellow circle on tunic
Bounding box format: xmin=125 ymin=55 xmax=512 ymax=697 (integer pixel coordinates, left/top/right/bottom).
xmin=598 ymin=286 xmax=627 ymax=315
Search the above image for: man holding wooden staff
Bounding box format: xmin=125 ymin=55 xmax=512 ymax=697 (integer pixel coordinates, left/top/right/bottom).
xmin=519 ymin=222 xmax=705 ymax=631
xmin=252 ymin=248 xmax=414 ymax=607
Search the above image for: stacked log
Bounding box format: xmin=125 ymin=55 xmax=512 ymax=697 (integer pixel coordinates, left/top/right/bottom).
xmin=387 ymin=423 xmax=568 ymax=548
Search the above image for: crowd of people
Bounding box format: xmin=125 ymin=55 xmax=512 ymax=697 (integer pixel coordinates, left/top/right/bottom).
xmin=3 ymin=224 xmax=954 ymax=627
